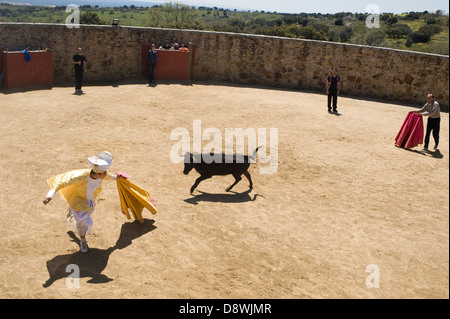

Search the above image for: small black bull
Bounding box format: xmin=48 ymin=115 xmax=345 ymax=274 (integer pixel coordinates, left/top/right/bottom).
xmin=183 ymin=147 xmax=260 ymax=194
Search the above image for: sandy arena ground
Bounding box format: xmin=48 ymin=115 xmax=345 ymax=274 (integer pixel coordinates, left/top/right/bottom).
xmin=0 ymin=81 xmax=448 ymax=299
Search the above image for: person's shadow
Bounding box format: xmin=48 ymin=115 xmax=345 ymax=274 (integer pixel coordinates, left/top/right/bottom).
xmin=403 ymin=148 xmax=444 ymax=159
xmin=328 ymin=110 xmax=342 ymax=116
xmin=42 ymin=218 xmax=156 ymax=288
xmin=184 ymin=189 xmax=263 ymax=205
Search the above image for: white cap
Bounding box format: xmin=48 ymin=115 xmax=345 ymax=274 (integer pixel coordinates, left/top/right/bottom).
xmin=87 ymin=151 xmax=114 ymax=173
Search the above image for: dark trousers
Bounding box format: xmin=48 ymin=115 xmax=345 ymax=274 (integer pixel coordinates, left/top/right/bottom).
xmin=75 ymin=68 xmax=83 ymax=90
xmin=424 ymin=117 xmax=440 ymax=148
xmin=148 ymin=62 xmax=156 ymax=82
xmin=328 ymin=89 xmax=338 ymax=111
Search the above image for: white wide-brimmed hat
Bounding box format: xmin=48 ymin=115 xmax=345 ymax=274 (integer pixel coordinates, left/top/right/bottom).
xmin=87 ymin=151 xmax=114 ymax=173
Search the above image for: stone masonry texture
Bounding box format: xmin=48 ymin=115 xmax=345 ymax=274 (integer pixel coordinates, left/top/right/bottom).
xmin=0 ymin=23 xmax=448 ymax=109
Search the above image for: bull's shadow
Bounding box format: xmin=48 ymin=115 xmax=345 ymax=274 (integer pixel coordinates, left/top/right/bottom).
xmin=184 ymin=189 xmax=262 ymax=205
xmin=43 ymin=218 xmax=156 ymax=288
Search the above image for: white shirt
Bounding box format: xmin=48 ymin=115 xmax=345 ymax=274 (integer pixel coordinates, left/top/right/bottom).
xmin=418 ymin=100 xmax=440 ymax=119
xmin=86 ymin=175 xmax=102 ymax=211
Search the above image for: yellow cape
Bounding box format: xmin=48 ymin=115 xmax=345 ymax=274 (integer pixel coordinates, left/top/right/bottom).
xmin=116 ymin=178 xmax=157 ymax=224
xmin=47 ymin=169 xmax=115 ymax=212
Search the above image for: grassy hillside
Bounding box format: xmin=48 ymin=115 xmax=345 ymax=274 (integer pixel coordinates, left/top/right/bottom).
xmin=1 ymin=2 xmax=448 ymax=55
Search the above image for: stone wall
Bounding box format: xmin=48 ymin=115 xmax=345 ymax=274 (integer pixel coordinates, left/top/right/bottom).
xmin=0 ymin=23 xmax=448 ymax=109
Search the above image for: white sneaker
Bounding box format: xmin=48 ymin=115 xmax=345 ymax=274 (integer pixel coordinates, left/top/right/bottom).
xmin=80 ymin=239 xmax=88 ymax=253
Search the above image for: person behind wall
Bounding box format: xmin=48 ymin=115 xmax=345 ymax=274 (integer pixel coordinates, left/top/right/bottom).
xmin=179 ymin=43 xmax=189 ymax=52
xmin=72 ymin=47 xmax=87 ymax=95
xmin=159 ymin=40 xmax=172 ymax=50
xmin=21 ymin=47 xmax=32 ymax=62
xmin=146 ymin=44 xmax=157 ymax=84
xmin=413 ymin=93 xmax=441 ymax=151
xmin=326 ymin=68 xmax=341 ymax=113
xmin=170 ymin=38 xmax=180 ymax=51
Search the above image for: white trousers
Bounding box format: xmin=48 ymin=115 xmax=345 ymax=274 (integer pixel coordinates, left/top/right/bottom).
xmin=68 ymin=209 xmax=93 ymax=236
xmin=66 ymin=175 xmax=100 ymax=237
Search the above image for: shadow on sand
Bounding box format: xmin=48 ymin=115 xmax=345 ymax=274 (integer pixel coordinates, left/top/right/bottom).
xmin=184 ymin=189 xmax=263 ymax=205
xmin=402 ymin=147 xmax=444 ymax=159
xmin=43 ymin=218 xmax=156 ymax=288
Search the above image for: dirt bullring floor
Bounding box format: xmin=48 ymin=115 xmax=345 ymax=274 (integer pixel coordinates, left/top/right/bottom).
xmin=0 ymin=81 xmax=448 ymax=298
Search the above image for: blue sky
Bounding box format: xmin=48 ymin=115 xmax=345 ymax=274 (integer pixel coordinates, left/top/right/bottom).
xmin=13 ymin=0 xmax=450 ymax=14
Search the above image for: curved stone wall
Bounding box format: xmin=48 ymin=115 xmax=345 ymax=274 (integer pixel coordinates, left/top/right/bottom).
xmin=0 ymin=23 xmax=448 ymax=109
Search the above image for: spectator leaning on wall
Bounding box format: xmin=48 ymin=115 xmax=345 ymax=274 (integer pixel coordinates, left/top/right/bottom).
xmin=179 ymin=43 xmax=189 ymax=52
xmin=159 ymin=40 xmax=172 ymax=50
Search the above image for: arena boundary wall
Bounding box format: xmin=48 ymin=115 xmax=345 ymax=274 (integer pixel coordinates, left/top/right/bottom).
xmin=0 ymin=23 xmax=448 ymax=109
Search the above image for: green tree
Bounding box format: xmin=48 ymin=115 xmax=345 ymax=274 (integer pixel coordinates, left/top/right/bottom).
xmin=386 ymin=24 xmax=412 ymax=39
xmin=334 ymin=18 xmax=343 ymax=26
xmin=365 ymin=29 xmax=386 ymax=46
xmin=352 ymin=29 xmax=386 ymax=46
xmin=80 ymin=11 xmax=105 ymax=25
xmin=327 ymin=28 xmax=338 ymax=41
xmin=339 ymin=26 xmax=354 ymax=42
xmin=411 ymin=31 xmax=430 ymax=43
xmin=386 ymin=16 xmax=398 ymax=25
xmin=147 ymin=2 xmax=197 ymax=28
xmin=418 ymin=24 xmax=442 ymax=38
xmin=405 ymin=37 xmax=413 ymax=47
xmin=297 ymin=25 xmax=327 ymax=40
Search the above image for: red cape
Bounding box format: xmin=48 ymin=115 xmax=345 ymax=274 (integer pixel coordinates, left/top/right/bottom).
xmin=395 ymin=112 xmax=424 ymax=149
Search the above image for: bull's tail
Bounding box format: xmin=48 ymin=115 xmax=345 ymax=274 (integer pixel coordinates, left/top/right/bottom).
xmin=250 ymin=146 xmax=262 ymax=162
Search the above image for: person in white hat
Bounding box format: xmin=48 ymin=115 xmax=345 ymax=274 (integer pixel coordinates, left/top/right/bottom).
xmin=43 ymin=151 xmax=125 ymax=253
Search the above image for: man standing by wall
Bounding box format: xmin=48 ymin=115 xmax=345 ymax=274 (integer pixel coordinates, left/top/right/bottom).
xmin=72 ymin=47 xmax=87 ymax=95
xmin=146 ymin=44 xmax=157 ymax=84
xmin=414 ymin=93 xmax=441 ymax=151
xmin=326 ymin=68 xmax=341 ymax=113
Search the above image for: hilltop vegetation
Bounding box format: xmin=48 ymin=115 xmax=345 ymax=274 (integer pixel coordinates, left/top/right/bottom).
xmin=1 ymin=2 xmax=448 ymax=55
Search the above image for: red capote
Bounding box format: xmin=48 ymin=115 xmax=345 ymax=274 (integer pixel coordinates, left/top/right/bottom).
xmin=395 ymin=112 xmax=424 ymax=148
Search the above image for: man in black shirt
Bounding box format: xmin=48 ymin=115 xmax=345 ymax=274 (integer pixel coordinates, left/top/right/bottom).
xmin=159 ymin=40 xmax=172 ymax=50
xmin=146 ymin=44 xmax=157 ymax=84
xmin=72 ymin=47 xmax=87 ymax=95
xmin=326 ymin=69 xmax=341 ymax=113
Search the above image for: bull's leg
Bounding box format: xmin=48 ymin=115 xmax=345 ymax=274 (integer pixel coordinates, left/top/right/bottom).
xmin=191 ymin=175 xmax=211 ymax=194
xmin=226 ymin=174 xmax=242 ymax=192
xmin=243 ymin=171 xmax=253 ymax=189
